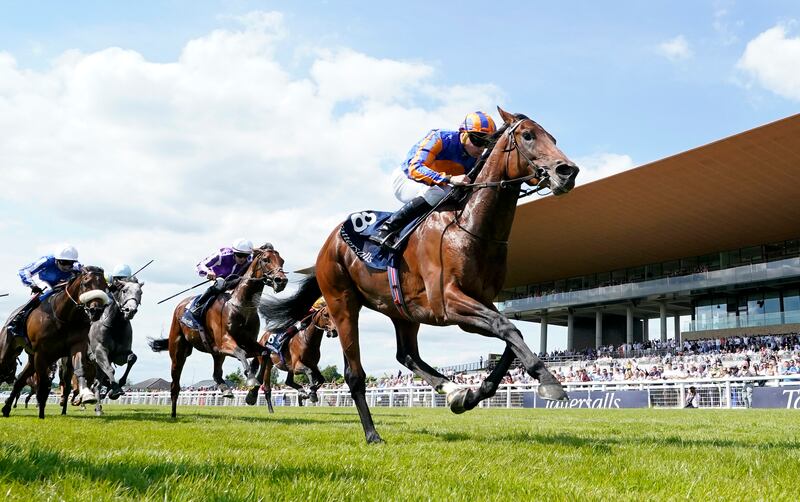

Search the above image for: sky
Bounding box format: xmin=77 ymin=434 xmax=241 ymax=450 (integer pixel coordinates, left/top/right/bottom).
xmin=1 ymin=1 xmax=799 ymax=384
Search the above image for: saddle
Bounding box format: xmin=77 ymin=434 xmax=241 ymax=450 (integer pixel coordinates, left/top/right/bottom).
xmin=339 ymin=211 xmax=424 ymax=270
xmin=264 ymin=326 xmax=299 ymax=365
xmin=180 ymin=293 xmax=229 ymax=351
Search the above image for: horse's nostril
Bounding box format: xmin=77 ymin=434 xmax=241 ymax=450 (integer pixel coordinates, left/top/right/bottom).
xmin=555 ymin=163 xmax=573 ymax=176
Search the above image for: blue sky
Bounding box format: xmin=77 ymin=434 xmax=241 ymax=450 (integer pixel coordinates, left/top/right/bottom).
xmin=1 ymin=1 xmax=799 ymax=383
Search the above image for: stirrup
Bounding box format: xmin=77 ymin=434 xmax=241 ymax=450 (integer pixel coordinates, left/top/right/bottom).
xmin=368 ymin=229 xmax=395 ymax=246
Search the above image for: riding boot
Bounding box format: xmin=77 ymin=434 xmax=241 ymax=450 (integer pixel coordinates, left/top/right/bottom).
xmin=190 ymin=285 xmax=219 ymax=320
xmin=369 ymin=196 xmax=431 ymax=248
xmin=6 ymin=296 xmax=41 ymax=341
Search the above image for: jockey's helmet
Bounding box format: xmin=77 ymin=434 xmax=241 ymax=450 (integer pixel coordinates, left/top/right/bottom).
xmin=111 ymin=263 xmax=132 ymax=278
xmin=459 ymin=111 xmax=496 ymax=135
xmin=54 ymin=244 xmax=79 ymax=262
xmin=232 ymin=239 xmax=254 ymax=254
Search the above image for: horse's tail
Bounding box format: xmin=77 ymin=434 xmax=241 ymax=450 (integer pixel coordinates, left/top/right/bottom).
xmin=148 ymin=337 xmax=169 ymax=352
xmin=259 ymin=269 xmax=321 ymax=332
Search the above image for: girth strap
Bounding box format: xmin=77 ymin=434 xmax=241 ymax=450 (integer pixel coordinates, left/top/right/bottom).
xmin=387 ymin=266 xmax=413 ymax=320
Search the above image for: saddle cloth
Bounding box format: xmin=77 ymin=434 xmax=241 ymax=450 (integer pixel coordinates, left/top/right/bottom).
xmin=339 ymin=210 xmax=423 ymax=270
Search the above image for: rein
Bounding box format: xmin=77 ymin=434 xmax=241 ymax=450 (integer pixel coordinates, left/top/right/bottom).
xmin=457 ymin=119 xmax=551 ymax=198
xmin=449 ymin=119 xmax=549 ymax=245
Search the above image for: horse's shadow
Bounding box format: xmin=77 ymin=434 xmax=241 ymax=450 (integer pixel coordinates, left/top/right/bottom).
xmin=0 ymin=444 xmax=370 ymax=495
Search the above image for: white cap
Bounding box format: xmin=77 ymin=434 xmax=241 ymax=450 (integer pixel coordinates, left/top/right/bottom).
xmin=111 ymin=263 xmax=132 ymax=278
xmin=54 ymin=244 xmax=79 ymax=261
xmin=232 ymin=239 xmax=253 ymax=254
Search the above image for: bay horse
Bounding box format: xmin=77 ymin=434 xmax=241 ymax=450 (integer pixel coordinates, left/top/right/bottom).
xmin=260 ymin=107 xmax=579 ymax=443
xmin=1 ymin=266 xmax=110 ymax=419
xmin=247 ymin=305 xmax=337 ymax=411
xmin=87 ymin=277 xmax=143 ymax=412
xmin=148 ymin=244 xmax=287 ymax=418
xmin=12 ymin=364 xmax=56 ymax=409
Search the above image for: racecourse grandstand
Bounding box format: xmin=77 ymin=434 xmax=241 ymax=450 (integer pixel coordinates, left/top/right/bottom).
xmin=496 ymin=113 xmax=800 ymax=353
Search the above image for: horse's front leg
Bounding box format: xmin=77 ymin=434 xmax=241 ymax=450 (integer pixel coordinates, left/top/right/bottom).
xmin=71 ymin=342 xmax=97 ymax=405
xmin=92 ymin=343 xmax=122 ymax=399
xmin=245 ymin=356 xmax=262 ymax=406
xmin=445 ymin=290 xmax=566 ymax=410
xmin=306 ymin=366 xmax=325 ymax=403
xmin=33 ymin=352 xmax=53 ymax=419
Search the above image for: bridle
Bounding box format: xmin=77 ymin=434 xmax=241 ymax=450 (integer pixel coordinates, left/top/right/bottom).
xmin=60 ymin=272 xmax=108 ymax=322
xmin=450 ymin=119 xmax=551 ymax=245
xmin=458 ymin=119 xmax=552 ymax=199
xmin=246 ymin=252 xmax=285 ymax=288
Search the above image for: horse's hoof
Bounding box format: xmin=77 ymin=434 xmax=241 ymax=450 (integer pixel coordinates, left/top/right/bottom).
xmin=446 ymin=388 xmax=469 ymax=414
xmin=245 ymin=377 xmax=258 ymax=388
xmin=366 ymin=432 xmax=385 ymax=444
xmin=309 ymin=393 xmax=319 ymax=404
xmin=79 ymin=389 xmax=97 ymax=405
xmin=95 ymin=410 xmax=104 ymax=416
xmin=2 ymin=407 xmax=10 ymax=418
xmin=108 ymin=389 xmax=123 ymax=400
xmin=222 ymin=390 xmax=234 ymax=399
xmin=245 ymin=389 xmax=258 ymax=406
xmin=538 ymin=384 xmax=568 ymax=401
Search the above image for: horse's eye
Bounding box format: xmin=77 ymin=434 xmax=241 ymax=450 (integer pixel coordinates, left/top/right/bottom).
xmin=521 ymin=131 xmax=534 ymax=141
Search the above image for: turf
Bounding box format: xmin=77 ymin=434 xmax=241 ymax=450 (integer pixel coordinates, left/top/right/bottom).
xmin=0 ymin=404 xmax=798 ymax=501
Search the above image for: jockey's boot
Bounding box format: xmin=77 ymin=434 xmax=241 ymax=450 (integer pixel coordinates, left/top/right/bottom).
xmin=369 ymin=196 xmax=430 ymax=248
xmin=190 ymin=285 xmax=219 ymax=323
xmin=6 ymin=296 xmax=41 ymax=342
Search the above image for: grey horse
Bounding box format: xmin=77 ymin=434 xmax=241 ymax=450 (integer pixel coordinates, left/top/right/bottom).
xmin=86 ymin=277 xmax=143 ymax=415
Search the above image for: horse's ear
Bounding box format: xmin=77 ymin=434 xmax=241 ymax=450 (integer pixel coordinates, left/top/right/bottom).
xmin=497 ymin=106 xmax=515 ymax=125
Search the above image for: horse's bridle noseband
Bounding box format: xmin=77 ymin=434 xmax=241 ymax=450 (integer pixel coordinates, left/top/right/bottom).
xmin=248 ymin=253 xmax=285 ymax=288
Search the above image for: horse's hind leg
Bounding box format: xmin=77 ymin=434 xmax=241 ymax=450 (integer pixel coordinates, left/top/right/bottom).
xmin=329 ymin=293 xmax=382 ymax=444
xmin=169 ymin=321 xmax=190 ymax=418
xmin=2 ymin=360 xmax=34 ymax=417
xmin=306 ymin=366 xmax=324 ymax=403
xmin=117 ymin=353 xmax=137 ymax=388
xmin=212 ymin=354 xmax=233 ymax=398
xmin=263 ymin=359 xmax=274 ymax=413
xmin=285 ymin=372 xmax=309 ymax=405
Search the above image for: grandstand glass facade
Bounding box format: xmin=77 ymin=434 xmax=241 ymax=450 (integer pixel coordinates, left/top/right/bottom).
xmin=498 ymin=239 xmax=800 ymax=351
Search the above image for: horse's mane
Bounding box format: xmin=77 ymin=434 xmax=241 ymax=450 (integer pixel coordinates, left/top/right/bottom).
xmin=83 ymin=266 xmax=105 ymax=275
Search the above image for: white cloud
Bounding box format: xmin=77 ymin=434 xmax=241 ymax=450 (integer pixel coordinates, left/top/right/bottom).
xmin=657 ymin=35 xmax=693 ymax=62
xmin=736 ymin=23 xmax=800 ymax=102
xmin=0 ymin=11 xmax=514 ymax=382
xmin=573 ymin=152 xmax=636 ymax=184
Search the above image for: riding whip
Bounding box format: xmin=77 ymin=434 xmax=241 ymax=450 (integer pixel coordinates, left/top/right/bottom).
xmin=130 ymin=259 xmax=154 ymax=278
xmin=156 ymin=279 xmax=211 ymax=304
xmin=0 ymin=293 xmax=8 ymax=298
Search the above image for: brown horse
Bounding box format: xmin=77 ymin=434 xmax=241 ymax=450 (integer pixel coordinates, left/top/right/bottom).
xmin=261 ymin=107 xmax=579 ymax=443
xmin=148 ymin=244 xmax=287 ymax=418
xmin=1 ymin=266 xmax=110 ymax=419
xmin=12 ymin=364 xmax=56 ymax=409
xmin=247 ymin=305 xmax=337 ymax=411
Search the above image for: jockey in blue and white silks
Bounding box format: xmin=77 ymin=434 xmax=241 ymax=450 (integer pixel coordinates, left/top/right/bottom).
xmin=7 ymin=245 xmax=82 ymax=340
xmin=370 ymin=111 xmax=497 ymax=247
xmin=187 ymin=238 xmax=254 ymax=323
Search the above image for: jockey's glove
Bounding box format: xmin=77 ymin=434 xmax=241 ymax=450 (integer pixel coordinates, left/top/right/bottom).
xmin=213 ymin=277 xmax=225 ymax=289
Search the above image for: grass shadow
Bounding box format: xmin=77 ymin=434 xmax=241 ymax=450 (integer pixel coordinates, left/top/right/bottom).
xmin=0 ymin=444 xmax=370 ymax=495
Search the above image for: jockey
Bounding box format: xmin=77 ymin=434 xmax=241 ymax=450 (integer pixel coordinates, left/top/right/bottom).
xmin=6 ymin=245 xmax=82 ymax=340
xmin=188 ymin=238 xmax=254 ymax=322
xmin=106 ymin=263 xmax=132 ymax=284
xmin=370 ymin=111 xmax=496 ymax=247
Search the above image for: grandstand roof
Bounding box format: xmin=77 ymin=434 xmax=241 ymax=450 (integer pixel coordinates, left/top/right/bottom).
xmin=504 ymin=113 xmax=800 ymax=288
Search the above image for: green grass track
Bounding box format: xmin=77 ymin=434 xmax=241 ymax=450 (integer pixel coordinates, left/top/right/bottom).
xmin=1 ymin=405 xmax=798 ymax=501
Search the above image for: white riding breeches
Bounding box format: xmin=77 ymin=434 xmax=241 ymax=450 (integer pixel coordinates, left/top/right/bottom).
xmin=391 ymin=168 xmax=448 ymax=205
